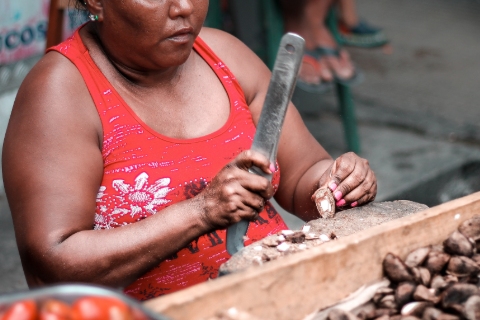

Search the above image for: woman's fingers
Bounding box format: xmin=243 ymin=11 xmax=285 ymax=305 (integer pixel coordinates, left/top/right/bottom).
xmin=234 ymin=149 xmax=273 ymax=175
xmin=334 ymin=159 xmax=368 ymax=201
xmin=231 ymin=179 xmax=268 ymax=215
xmin=327 ymin=152 xmax=357 ymax=193
xmin=233 ymin=150 xmax=275 ymax=198
xmin=222 ymin=185 xmax=266 ymax=223
xmin=325 ymin=152 xmax=377 ymax=207
xmin=341 ymin=169 xmax=377 ymax=206
xmin=241 ymin=193 xmax=266 ymax=221
xmin=240 ymin=171 xmax=274 ymax=199
xmin=198 ymin=150 xmax=274 ymax=229
xmin=202 ymin=180 xmax=265 ymax=227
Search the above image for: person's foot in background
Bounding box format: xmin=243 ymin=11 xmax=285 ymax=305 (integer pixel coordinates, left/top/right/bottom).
xmin=280 ymin=0 xmax=360 ymax=92
xmin=335 ymin=0 xmax=389 ymax=48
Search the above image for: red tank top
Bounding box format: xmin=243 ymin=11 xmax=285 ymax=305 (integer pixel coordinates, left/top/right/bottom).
xmin=48 ymin=28 xmax=288 ymax=300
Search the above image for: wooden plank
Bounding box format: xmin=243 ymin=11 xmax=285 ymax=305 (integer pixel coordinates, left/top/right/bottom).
xmin=46 ymin=0 xmax=65 ymax=49
xmin=144 ymin=192 xmax=480 ymax=320
xmin=46 ymin=0 xmax=76 ymax=49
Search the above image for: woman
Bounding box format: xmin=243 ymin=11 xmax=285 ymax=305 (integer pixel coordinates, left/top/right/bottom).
xmin=2 ymin=0 xmax=376 ymax=300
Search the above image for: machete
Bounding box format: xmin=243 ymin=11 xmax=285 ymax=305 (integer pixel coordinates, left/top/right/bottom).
xmin=225 ymin=33 xmax=305 ymax=256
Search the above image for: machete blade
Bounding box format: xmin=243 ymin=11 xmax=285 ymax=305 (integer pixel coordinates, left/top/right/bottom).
xmin=225 ymin=33 xmax=305 ymax=256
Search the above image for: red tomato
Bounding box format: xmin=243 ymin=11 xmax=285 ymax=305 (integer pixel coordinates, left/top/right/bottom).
xmin=2 ymin=300 xmax=38 ymax=320
xmin=39 ymin=299 xmax=72 ymax=320
xmin=130 ymin=308 xmax=149 ymax=320
xmin=39 ymin=312 xmax=66 ymax=320
xmin=71 ymin=296 xmax=131 ymax=320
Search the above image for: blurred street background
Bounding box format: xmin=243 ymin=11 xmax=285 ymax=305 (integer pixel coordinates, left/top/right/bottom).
xmin=1 ymin=0 xmax=480 ymax=294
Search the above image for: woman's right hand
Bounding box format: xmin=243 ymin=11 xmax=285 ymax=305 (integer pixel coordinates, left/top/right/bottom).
xmin=197 ymin=150 xmax=275 ymax=230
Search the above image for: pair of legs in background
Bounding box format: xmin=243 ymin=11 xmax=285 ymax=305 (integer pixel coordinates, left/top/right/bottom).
xmin=279 ymin=0 xmax=388 ymax=93
xmin=226 ymin=0 xmax=388 ymax=92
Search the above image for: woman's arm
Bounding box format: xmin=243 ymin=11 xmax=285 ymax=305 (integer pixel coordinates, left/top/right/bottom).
xmin=2 ymin=51 xmax=271 ymax=288
xmin=201 ymin=28 xmax=376 ymax=221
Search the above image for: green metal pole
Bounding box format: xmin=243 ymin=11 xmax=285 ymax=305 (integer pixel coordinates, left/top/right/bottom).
xmin=326 ymin=6 xmax=344 ymax=46
xmin=327 ymin=7 xmax=360 ymax=153
xmin=261 ymin=0 xmax=284 ymax=70
xmin=336 ymin=83 xmax=361 ymax=154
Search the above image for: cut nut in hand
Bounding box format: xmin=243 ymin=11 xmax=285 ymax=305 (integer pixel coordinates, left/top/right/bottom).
xmin=312 ymin=187 xmax=336 ymax=219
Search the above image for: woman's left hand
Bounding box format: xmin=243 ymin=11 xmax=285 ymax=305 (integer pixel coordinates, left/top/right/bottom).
xmin=318 ymin=152 xmax=377 ymax=209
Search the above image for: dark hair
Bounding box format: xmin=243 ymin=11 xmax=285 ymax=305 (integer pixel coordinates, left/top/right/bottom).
xmin=74 ymin=0 xmax=87 ymax=10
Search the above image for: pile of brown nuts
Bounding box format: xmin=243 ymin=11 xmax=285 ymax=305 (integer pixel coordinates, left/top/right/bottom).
xmin=327 ymin=215 xmax=480 ymax=320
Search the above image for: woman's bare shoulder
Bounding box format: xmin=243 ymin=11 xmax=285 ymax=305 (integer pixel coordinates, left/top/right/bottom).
xmin=198 ymin=28 xmax=246 ymax=53
xmin=13 ymin=51 xmax=98 ymax=129
xmin=8 ymin=50 xmax=102 ymax=157
xmin=198 ymin=27 xmax=271 ymax=107
xmin=198 ymin=27 xmax=265 ymax=71
xmin=18 ymin=51 xmax=86 ymax=108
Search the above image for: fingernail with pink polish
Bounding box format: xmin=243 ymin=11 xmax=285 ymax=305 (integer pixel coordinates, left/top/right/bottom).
xmin=334 ymin=191 xmax=342 ymax=201
xmin=269 ymin=163 xmax=276 ymax=173
xmin=329 ymin=182 xmax=337 ymax=191
xmin=336 ymin=199 xmax=346 ymax=207
xmin=351 ymin=201 xmax=358 ymax=207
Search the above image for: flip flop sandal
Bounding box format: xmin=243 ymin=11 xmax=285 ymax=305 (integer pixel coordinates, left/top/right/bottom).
xmin=295 ymin=50 xmax=333 ymax=94
xmin=314 ymin=46 xmax=364 ymax=87
xmin=337 ymin=20 xmax=389 ymax=48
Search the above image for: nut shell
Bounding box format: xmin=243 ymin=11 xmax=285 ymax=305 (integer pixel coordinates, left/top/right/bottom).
xmin=405 ymin=247 xmax=431 ymax=268
xmin=459 ymin=217 xmax=480 ymax=242
xmin=443 ymin=231 xmax=474 ymax=257
xmin=425 ymin=251 xmax=451 ymax=275
xmin=442 ymin=283 xmax=479 ymax=311
xmin=395 ymin=282 xmax=417 ymax=308
xmin=383 ymin=253 xmax=414 ymax=283
xmin=312 ymin=187 xmax=336 ymax=219
xmin=464 ymin=295 xmax=480 ymax=320
xmin=446 ymin=256 xmax=480 ymax=278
